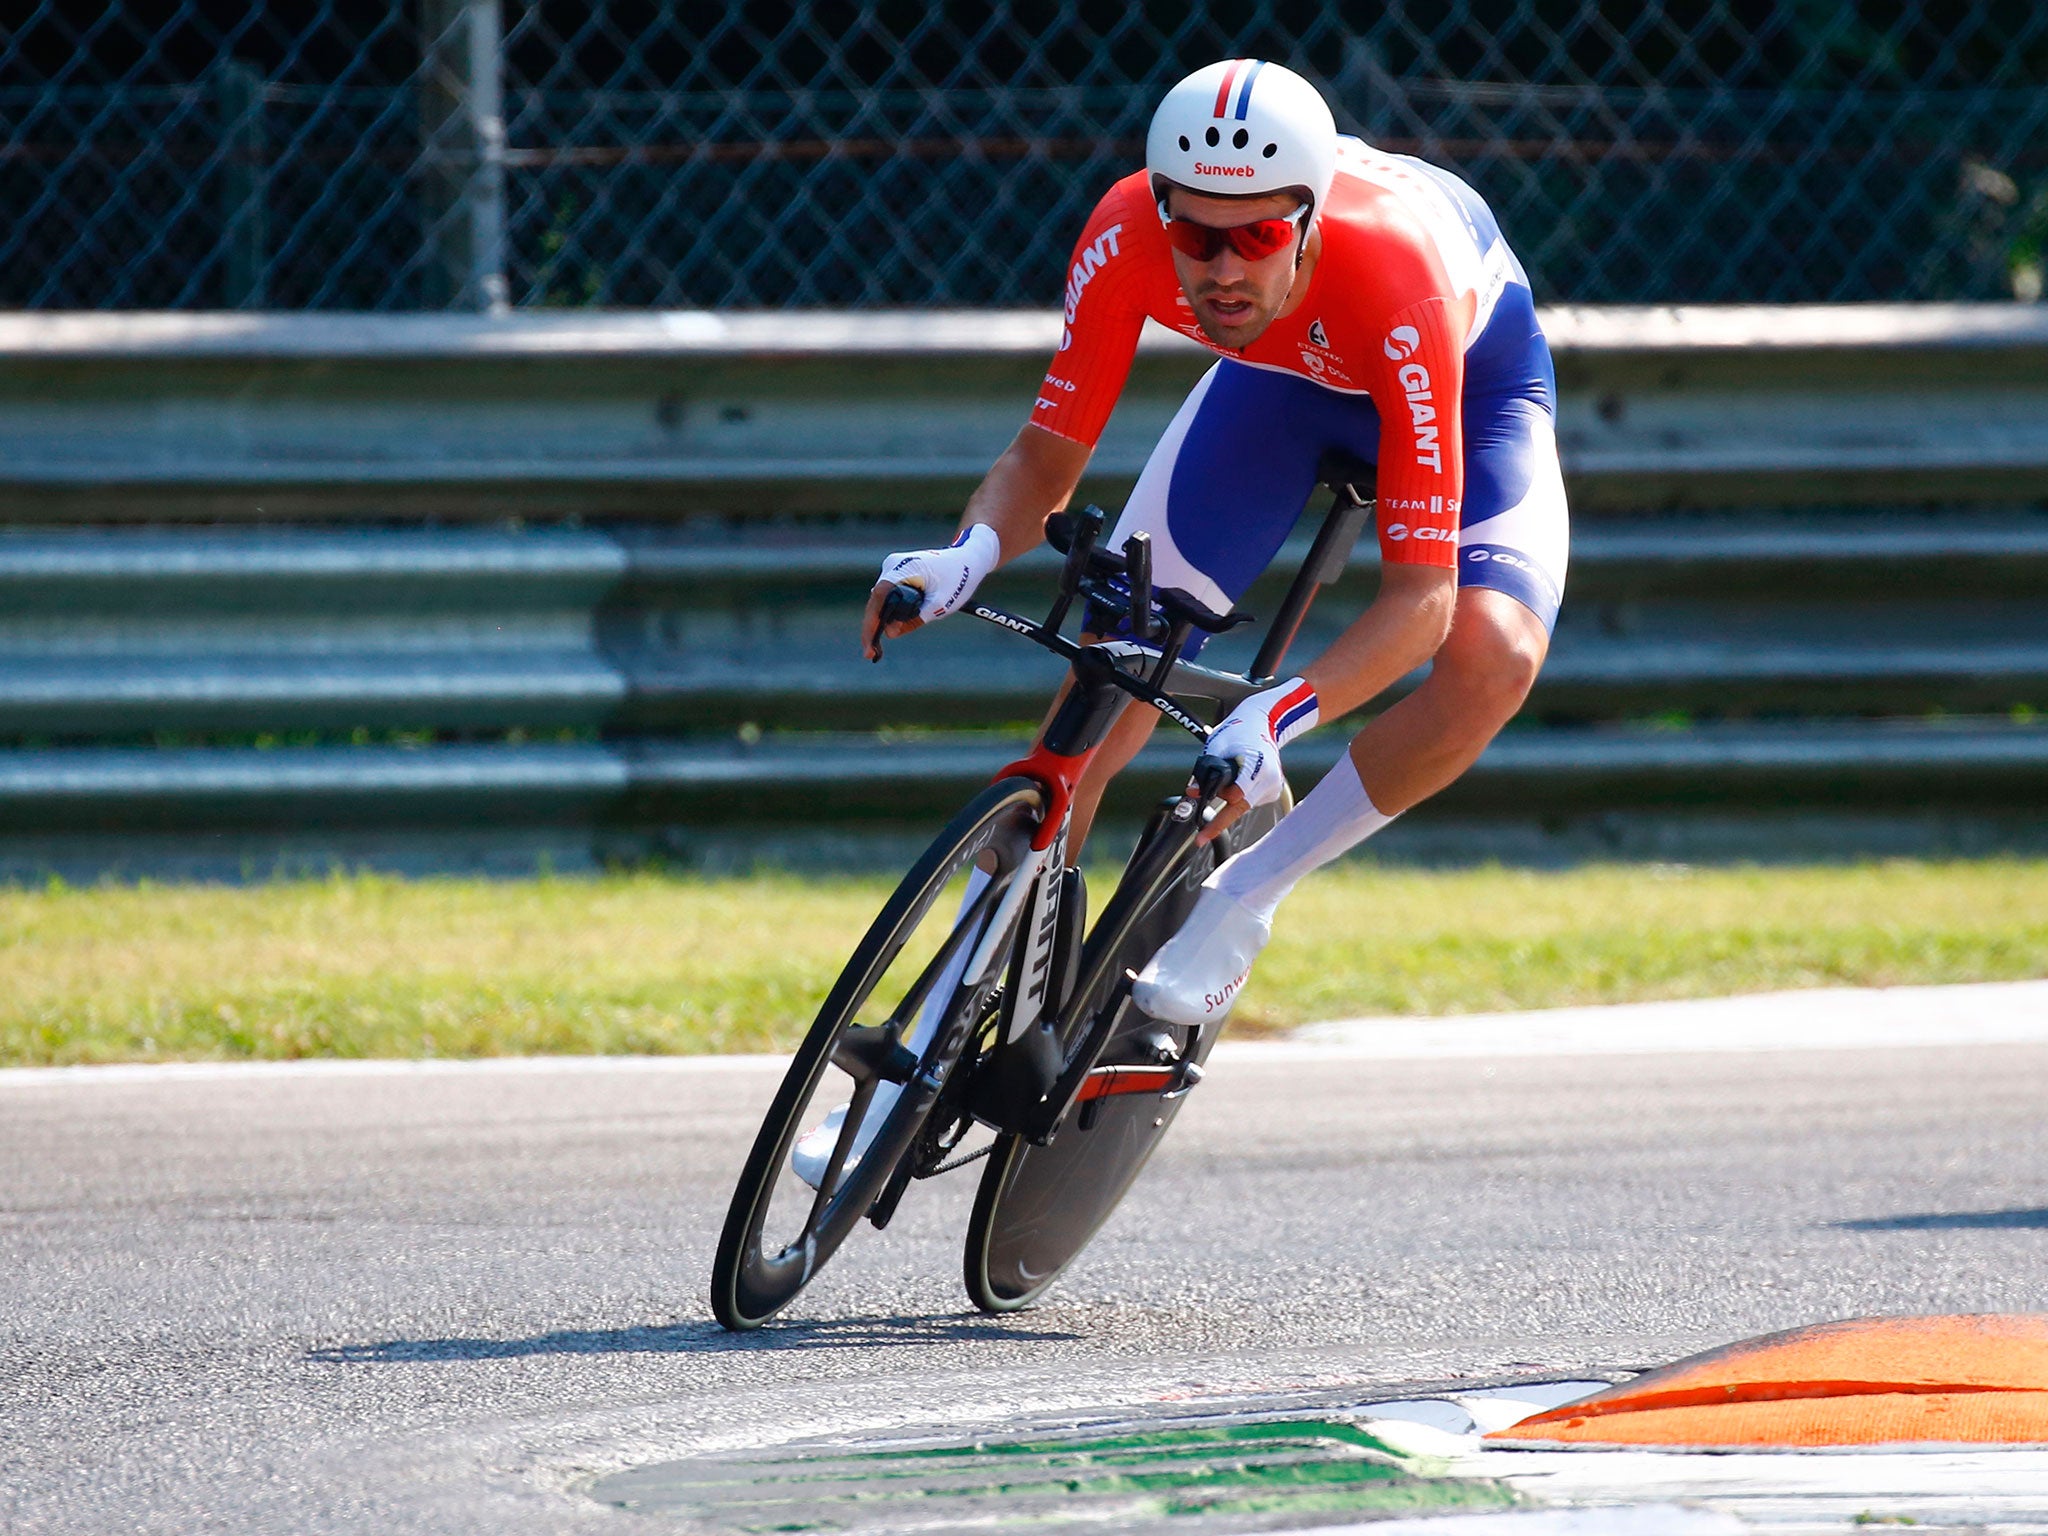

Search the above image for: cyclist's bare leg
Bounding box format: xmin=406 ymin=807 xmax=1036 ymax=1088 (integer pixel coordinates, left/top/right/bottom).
xmin=1202 ymin=587 xmax=1547 ymax=905
xmin=1136 ymin=588 xmax=1549 ymax=1023
xmin=1067 ymin=699 xmax=1160 ymax=853
xmin=1050 ymin=589 xmax=1545 ymax=864
xmin=1344 ymin=586 xmax=1548 ymax=812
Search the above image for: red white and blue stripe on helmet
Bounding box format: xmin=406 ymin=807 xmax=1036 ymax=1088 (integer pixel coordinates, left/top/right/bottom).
xmin=1210 ymin=60 xmax=1265 ymax=121
xmin=1265 ymin=679 xmax=1317 ymax=742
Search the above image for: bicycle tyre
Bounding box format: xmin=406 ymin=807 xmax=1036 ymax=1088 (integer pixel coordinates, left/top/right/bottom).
xmin=962 ymin=794 xmax=1285 ymax=1313
xmin=711 ymin=776 xmax=1044 ymax=1331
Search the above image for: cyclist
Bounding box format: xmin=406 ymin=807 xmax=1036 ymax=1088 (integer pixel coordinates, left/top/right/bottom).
xmin=860 ymin=58 xmax=1568 ymax=1037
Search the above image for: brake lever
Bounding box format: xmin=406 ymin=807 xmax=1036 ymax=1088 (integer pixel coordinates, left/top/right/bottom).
xmin=870 ymin=582 xmax=924 ymax=662
xmin=1191 ymin=751 xmax=1236 ymax=804
xmin=1169 ymin=750 xmax=1238 ymax=831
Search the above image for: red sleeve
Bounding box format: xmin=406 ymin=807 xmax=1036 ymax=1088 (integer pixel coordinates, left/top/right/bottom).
xmin=1031 ymin=180 xmax=1151 ymax=447
xmin=1367 ymin=294 xmax=1466 ymax=567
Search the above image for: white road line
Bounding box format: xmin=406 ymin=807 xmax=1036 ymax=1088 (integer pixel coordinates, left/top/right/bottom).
xmin=3 ymin=978 xmax=2044 ymax=1087
xmin=0 ymin=1052 xmax=789 ymax=1087
xmin=1257 ymin=978 xmax=2048 ymax=1061
xmin=1307 ymin=1511 xmax=1743 ymax=1536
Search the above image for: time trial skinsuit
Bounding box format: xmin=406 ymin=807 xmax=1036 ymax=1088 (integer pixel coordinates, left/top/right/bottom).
xmin=816 ymin=63 xmax=1567 ymax=1184
xmin=1041 ymin=129 xmax=1567 ymax=643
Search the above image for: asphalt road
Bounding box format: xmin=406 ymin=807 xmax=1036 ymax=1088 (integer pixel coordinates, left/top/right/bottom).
xmin=5 ymin=1033 xmax=2048 ymax=1534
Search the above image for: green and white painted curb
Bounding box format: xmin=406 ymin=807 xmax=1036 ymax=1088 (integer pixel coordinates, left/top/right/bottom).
xmin=586 ymin=1376 xmax=2048 ymax=1534
xmin=593 ymin=1417 xmax=1514 ymax=1530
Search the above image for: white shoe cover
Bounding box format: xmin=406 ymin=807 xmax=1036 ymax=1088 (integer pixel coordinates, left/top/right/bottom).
xmin=790 ymin=1086 xmax=901 ymax=1191
xmin=1131 ymin=888 xmax=1272 ymax=1028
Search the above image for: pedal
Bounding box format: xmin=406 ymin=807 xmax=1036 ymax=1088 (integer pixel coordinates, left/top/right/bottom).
xmin=865 ymin=1144 xmax=917 ymax=1230
xmin=1124 ymin=1027 xmax=1179 ymax=1065
xmin=832 ymin=1023 xmax=919 ymax=1084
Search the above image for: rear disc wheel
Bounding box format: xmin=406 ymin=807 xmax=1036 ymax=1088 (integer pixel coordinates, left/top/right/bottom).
xmin=962 ymin=793 xmax=1285 ymax=1313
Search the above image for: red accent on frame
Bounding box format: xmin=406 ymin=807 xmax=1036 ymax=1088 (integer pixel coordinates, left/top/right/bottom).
xmin=1076 ymin=1065 xmax=1179 ymax=1102
xmin=994 ymin=741 xmax=1098 ymax=851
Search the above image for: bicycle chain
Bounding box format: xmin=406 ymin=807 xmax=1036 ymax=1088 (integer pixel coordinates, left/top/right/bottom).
xmin=925 ymin=1140 xmax=995 ymax=1176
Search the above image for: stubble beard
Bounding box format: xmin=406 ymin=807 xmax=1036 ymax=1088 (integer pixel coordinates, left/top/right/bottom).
xmin=1191 ymin=287 xmax=1278 ymax=349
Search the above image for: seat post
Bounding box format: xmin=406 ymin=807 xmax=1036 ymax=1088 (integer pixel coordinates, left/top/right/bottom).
xmin=1247 ymin=453 xmax=1375 ymax=684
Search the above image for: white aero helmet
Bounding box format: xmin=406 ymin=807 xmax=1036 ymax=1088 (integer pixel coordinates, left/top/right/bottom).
xmin=1145 ymin=59 xmax=1338 ymax=228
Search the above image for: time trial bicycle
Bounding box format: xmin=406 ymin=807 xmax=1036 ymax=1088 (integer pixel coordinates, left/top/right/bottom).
xmin=711 ymin=454 xmax=1375 ymax=1330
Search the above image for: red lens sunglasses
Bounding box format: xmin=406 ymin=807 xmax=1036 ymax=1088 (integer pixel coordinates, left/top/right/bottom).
xmin=1160 ymin=203 xmax=1307 ymax=262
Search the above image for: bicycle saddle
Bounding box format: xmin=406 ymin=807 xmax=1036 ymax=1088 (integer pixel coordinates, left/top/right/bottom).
xmin=1315 ymin=448 xmax=1374 ymax=497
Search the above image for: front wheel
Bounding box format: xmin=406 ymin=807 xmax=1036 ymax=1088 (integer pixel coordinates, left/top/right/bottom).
xmin=711 ymin=777 xmax=1042 ymax=1330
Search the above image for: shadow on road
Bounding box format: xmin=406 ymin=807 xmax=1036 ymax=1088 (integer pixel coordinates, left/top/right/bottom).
xmin=308 ymin=1312 xmax=1080 ymax=1363
xmin=1833 ymin=1206 xmax=2048 ymax=1231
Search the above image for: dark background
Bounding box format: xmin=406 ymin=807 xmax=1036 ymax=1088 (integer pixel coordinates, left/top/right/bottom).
xmin=4 ymin=0 xmax=2046 ymax=308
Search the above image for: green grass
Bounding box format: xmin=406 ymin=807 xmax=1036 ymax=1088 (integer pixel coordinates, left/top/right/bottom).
xmin=2 ymin=859 xmax=2045 ymax=1066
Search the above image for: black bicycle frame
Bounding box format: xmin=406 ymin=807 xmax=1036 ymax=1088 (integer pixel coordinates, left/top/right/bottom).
xmin=927 ymin=465 xmax=1375 ymax=1143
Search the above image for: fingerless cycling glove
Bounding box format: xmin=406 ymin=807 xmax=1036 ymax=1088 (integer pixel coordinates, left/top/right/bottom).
xmin=878 ymin=524 xmax=1002 ymax=622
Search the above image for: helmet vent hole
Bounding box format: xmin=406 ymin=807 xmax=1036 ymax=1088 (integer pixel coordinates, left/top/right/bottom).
xmin=1262 ymin=142 xmax=1278 ymax=158
xmin=1204 ymin=126 xmax=1219 ymax=147
xmin=1232 ymin=128 xmax=1249 ymax=149
xmin=1178 ymin=134 xmax=1189 ymax=151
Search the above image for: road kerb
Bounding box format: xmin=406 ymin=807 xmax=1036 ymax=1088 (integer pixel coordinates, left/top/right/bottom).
xmin=1486 ymin=1315 xmax=2048 ymax=1450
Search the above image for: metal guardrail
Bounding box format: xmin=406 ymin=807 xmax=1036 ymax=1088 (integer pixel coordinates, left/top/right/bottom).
xmin=3 ymin=306 xmax=2047 ymax=517
xmin=1 ymin=516 xmax=2045 ymax=738
xmin=2 ymin=718 xmax=2044 ymax=820
xmin=0 ymin=306 xmax=2042 ymax=873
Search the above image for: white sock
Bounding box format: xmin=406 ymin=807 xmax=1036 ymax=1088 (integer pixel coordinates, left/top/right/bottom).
xmin=1209 ymin=754 xmax=1393 ymax=923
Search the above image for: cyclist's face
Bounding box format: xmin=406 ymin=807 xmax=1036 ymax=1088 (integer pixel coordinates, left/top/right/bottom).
xmin=1164 ymin=188 xmax=1309 ymax=350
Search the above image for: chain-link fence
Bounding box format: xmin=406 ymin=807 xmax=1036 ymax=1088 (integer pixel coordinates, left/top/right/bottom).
xmin=5 ymin=1 xmax=2046 ymax=311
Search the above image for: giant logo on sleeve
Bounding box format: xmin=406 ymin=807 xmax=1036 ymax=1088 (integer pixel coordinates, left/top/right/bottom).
xmin=1382 ymin=325 xmax=1441 ymax=471
xmin=1062 ymin=223 xmax=1124 ymax=324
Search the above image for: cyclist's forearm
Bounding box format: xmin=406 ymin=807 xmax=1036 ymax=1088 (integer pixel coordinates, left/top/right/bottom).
xmin=1298 ymin=564 xmax=1456 ymax=720
xmin=960 ymin=424 xmax=1094 ymax=565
